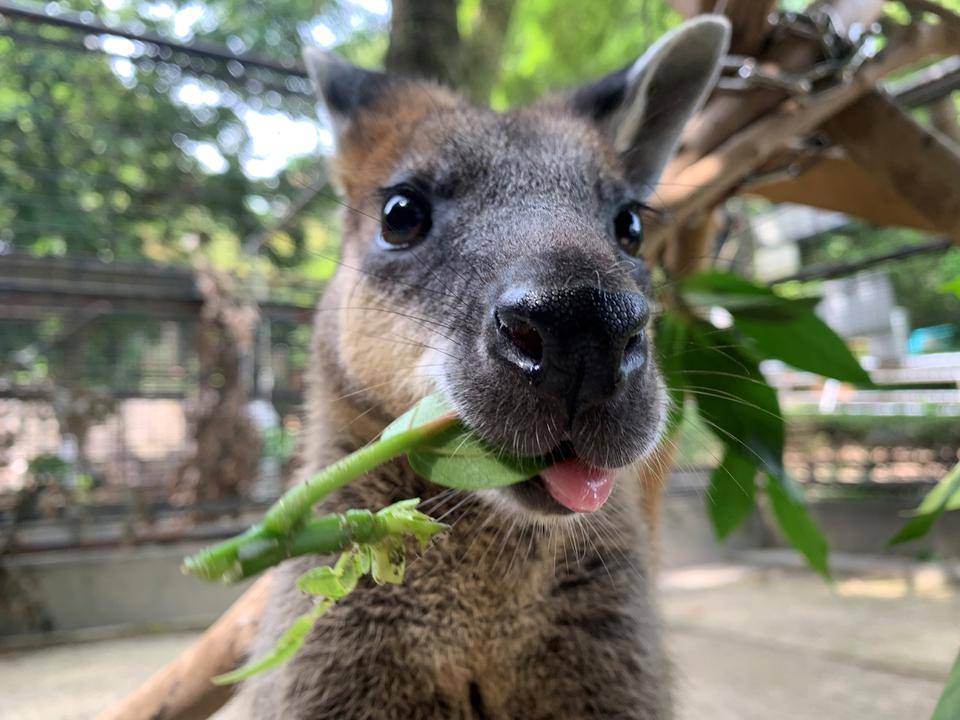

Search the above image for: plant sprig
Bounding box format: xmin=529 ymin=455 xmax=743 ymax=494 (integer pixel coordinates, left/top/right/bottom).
xmin=184 ymin=393 xmax=548 ymax=585
xmin=183 ymin=393 xmax=547 ymax=682
xmin=211 ymin=499 xmax=445 ymax=684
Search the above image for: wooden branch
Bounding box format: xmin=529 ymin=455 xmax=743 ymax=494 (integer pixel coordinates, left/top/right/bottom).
xmin=673 ymin=0 xmax=886 ymax=170
xmin=823 ymin=90 xmax=960 ymax=239
xmin=891 ymin=56 xmax=960 ymax=108
xmin=663 ymin=208 xmax=724 ymax=276
xmin=459 ymin=0 xmax=517 ymax=102
xmin=96 ymin=574 xmax=272 ymax=720
xmin=646 ymin=19 xmax=959 ymax=258
xmin=667 ymin=0 xmax=779 ymax=53
xmin=930 ymin=95 xmax=960 ymax=145
xmin=772 ymin=235 xmax=953 ymax=283
xmin=721 ymin=0 xmax=780 ymax=55
xmin=663 ymin=0 xmax=700 ymax=18
xmin=746 ymin=154 xmax=939 ymax=231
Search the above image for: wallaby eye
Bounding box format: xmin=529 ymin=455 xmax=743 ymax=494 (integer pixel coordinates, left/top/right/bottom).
xmin=614 ymin=205 xmax=644 ymax=255
xmin=380 ymin=190 xmax=431 ymax=248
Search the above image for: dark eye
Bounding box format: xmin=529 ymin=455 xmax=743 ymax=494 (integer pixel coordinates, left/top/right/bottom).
xmin=614 ymin=205 xmax=644 ymax=255
xmin=380 ymin=190 xmax=431 ymax=248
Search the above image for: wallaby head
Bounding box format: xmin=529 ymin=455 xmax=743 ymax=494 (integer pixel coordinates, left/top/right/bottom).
xmin=303 ymin=16 xmax=729 ymax=516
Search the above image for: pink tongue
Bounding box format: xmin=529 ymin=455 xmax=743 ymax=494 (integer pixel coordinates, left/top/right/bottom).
xmin=540 ymin=459 xmax=616 ymax=513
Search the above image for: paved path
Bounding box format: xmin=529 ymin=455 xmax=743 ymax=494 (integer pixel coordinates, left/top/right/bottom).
xmin=662 ymin=562 xmax=957 ymax=719
xmin=2 ymin=557 xmax=957 ymax=720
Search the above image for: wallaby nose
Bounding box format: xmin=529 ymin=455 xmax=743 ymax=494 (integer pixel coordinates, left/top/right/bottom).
xmin=492 ymin=285 xmax=649 ymax=413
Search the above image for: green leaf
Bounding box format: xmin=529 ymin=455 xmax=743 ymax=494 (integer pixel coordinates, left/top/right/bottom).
xmin=682 ymin=321 xmax=785 ymax=478
xmin=681 ymin=271 xmax=871 ymax=385
xmin=708 ymin=449 xmax=757 ymax=539
xmin=681 ymin=270 xmax=805 ymax=314
xmin=931 ymin=650 xmax=960 ymax=720
xmin=369 ymin=535 xmax=406 ymax=585
xmin=212 ymin=600 xmax=332 ymax=685
xmin=766 ymin=475 xmax=831 ymax=579
xmin=381 ymin=392 xmax=458 ymax=440
xmin=297 ymin=549 xmax=365 ymax=599
xmin=733 ymin=312 xmax=872 ymax=386
xmin=889 ymin=462 xmax=960 ymax=546
xmin=382 ymin=393 xmax=544 ymax=490
xmin=408 ymin=426 xmax=547 ymax=490
xmin=297 ymin=565 xmax=348 ymax=598
xmin=376 ymin=498 xmax=448 ymax=548
xmin=941 ymin=276 xmax=960 ymax=299
xmin=654 ymin=311 xmax=688 ymax=439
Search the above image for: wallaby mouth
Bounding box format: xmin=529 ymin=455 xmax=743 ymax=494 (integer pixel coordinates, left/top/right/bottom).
xmin=539 ymin=459 xmax=617 ymax=513
xmin=508 ymin=441 xmax=618 ymax=515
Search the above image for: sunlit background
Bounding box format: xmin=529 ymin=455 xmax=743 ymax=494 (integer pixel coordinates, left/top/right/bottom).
xmin=0 ymin=2 xmax=958 ymax=717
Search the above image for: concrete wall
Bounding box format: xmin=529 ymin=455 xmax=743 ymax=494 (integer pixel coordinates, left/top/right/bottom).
xmin=797 ymin=497 xmax=959 ymax=559
xmin=659 ymin=492 xmax=766 ymax=568
xmin=3 ymin=491 xmax=955 ymax=643
xmin=1 ymin=544 xmax=250 ymax=640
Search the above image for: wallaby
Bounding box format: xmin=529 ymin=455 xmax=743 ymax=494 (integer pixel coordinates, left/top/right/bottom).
xmin=236 ymin=16 xmax=729 ymax=720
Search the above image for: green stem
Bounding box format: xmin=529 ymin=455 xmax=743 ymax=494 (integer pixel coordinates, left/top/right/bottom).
xmin=182 ymin=414 xmax=455 ymax=582
xmin=231 ymin=509 xmax=389 ymax=581
xmin=262 ymin=414 xmax=455 ymax=535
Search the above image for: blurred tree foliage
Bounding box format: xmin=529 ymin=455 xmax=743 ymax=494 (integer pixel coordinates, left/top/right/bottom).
xmin=490 ymin=0 xmax=679 ymax=108
xmin=0 ymin=0 xmax=381 ymax=277
xmin=0 ymin=0 xmax=681 ymax=272
xmin=1 ymin=0 xmax=956 ymax=389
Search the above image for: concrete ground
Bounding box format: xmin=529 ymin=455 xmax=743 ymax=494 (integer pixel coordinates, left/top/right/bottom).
xmin=2 ymin=554 xmax=957 ymax=720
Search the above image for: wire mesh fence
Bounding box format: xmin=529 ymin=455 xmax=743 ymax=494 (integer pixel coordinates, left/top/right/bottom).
xmin=0 ymin=0 xmax=344 ymax=548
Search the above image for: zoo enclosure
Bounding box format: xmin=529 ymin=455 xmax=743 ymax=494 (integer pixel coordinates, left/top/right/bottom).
xmin=1 ymin=0 xmax=959 ymax=556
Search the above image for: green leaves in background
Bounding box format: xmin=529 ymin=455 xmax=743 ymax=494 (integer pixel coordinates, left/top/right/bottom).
xmin=681 ymin=321 xmax=786 ymax=478
xmin=932 ymin=650 xmax=960 ymax=720
xmin=661 ymin=311 xmax=830 ymax=578
xmin=657 ymin=268 xmax=880 ymax=578
xmin=888 ymin=461 xmax=960 ymax=546
xmin=708 ymin=448 xmax=757 ymax=540
xmin=681 ymin=271 xmax=872 ymax=385
xmin=653 ymin=311 xmax=688 ymax=439
xmin=943 ymin=275 xmax=960 ymax=299
xmin=766 ymin=475 xmax=830 ymax=579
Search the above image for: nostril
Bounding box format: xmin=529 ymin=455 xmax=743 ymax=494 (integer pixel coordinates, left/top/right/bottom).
xmin=496 ymin=311 xmax=544 ymax=366
xmin=621 ymin=330 xmax=647 ymax=378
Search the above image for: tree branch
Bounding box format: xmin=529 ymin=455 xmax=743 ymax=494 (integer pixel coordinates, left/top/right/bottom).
xmin=384 ymin=0 xmax=461 ymax=84
xmin=95 ymin=574 xmax=271 ymax=720
xmin=646 ymin=18 xmax=959 ymax=260
xmin=823 ymin=90 xmax=960 ymax=239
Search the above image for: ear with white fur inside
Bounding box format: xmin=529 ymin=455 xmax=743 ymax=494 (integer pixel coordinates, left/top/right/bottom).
xmin=569 ymin=16 xmax=731 ymax=195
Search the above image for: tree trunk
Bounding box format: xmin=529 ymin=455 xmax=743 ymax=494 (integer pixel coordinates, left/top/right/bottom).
xmin=385 ymin=0 xmax=516 ymax=103
xmin=384 ymin=0 xmax=461 ymax=84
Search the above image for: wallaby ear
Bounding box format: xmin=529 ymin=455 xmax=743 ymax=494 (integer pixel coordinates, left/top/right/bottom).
xmin=302 ymin=47 xmax=396 ymax=143
xmin=570 ymin=16 xmax=730 ymax=193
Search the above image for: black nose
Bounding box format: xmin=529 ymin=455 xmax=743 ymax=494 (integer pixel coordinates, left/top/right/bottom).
xmin=492 ymin=285 xmax=649 ymax=413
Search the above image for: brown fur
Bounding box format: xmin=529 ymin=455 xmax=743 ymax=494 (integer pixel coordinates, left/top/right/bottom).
xmin=234 ymin=89 xmax=674 ymax=717
xmin=235 ymin=17 xmax=732 ymax=711
xmin=240 ymin=364 xmax=672 ymax=719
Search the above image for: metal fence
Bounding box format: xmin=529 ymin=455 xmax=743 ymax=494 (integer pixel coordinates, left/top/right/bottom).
xmin=0 ymin=254 xmax=320 ymax=552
